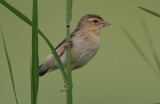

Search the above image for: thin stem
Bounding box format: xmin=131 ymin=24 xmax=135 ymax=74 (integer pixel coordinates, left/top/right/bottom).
xmin=66 ymin=27 xmax=73 ymax=104
xmin=66 ymin=0 xmax=73 ymax=104
xmin=31 ymin=0 xmax=39 ymax=103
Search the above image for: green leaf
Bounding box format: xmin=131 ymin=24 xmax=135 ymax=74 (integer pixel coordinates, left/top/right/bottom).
xmin=122 ymin=28 xmax=156 ymax=70
xmin=31 ymin=0 xmax=39 ymax=104
xmin=0 ymin=26 xmax=19 ymax=104
xmin=138 ymin=6 xmax=160 ymax=18
xmin=0 ymin=0 xmax=32 ymax=26
xmin=140 ymin=19 xmax=160 ymax=71
xmin=38 ymin=30 xmax=67 ymax=82
xmin=0 ymin=0 xmax=67 ymax=82
xmin=122 ymin=28 xmax=160 ymax=79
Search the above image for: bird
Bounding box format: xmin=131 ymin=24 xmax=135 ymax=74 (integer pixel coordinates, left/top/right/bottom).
xmin=39 ymin=14 xmax=110 ymax=76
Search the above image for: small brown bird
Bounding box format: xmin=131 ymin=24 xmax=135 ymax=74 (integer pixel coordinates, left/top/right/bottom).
xmin=39 ymin=14 xmax=110 ymax=76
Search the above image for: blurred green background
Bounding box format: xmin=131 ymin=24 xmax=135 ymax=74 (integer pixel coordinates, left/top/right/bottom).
xmin=0 ymin=0 xmax=160 ymax=104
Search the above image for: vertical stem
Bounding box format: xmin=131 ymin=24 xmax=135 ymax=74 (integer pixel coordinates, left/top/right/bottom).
xmin=66 ymin=0 xmax=73 ymax=104
xmin=31 ymin=0 xmax=39 ymax=104
xmin=66 ymin=27 xmax=72 ymax=104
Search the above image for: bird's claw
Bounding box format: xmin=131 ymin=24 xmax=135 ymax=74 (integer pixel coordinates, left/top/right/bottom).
xmin=65 ymin=41 xmax=73 ymax=48
xmin=59 ymin=41 xmax=73 ymax=57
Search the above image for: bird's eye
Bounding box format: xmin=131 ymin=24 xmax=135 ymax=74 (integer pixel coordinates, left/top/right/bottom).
xmin=93 ymin=19 xmax=98 ymax=23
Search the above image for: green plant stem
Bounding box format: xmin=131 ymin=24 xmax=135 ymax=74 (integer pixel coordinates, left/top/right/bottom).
xmin=0 ymin=27 xmax=19 ymax=104
xmin=66 ymin=27 xmax=73 ymax=104
xmin=66 ymin=0 xmax=73 ymax=104
xmin=31 ymin=0 xmax=39 ymax=104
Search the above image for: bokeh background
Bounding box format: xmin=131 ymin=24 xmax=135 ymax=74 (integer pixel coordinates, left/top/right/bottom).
xmin=0 ymin=0 xmax=160 ymax=104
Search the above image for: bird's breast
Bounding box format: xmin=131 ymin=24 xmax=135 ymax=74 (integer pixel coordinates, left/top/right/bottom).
xmin=70 ymin=34 xmax=100 ymax=69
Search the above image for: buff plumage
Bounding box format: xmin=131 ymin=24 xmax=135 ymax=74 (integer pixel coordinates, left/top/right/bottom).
xmin=39 ymin=14 xmax=110 ymax=76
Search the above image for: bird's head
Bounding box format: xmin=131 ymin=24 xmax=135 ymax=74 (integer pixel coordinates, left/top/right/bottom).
xmin=76 ymin=14 xmax=110 ymax=35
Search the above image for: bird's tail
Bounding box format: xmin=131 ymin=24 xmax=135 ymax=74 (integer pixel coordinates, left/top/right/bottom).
xmin=39 ymin=54 xmax=57 ymax=76
xmin=39 ymin=64 xmax=48 ymax=76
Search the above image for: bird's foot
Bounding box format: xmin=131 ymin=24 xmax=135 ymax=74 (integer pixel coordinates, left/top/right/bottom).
xmin=65 ymin=40 xmax=73 ymax=48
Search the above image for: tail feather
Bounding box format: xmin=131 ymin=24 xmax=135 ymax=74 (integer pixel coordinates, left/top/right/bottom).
xmin=39 ymin=54 xmax=57 ymax=76
xmin=39 ymin=64 xmax=48 ymax=76
xmin=39 ymin=70 xmax=48 ymax=76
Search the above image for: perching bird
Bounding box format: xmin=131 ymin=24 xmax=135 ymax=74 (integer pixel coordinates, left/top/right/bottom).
xmin=39 ymin=14 xmax=110 ymax=76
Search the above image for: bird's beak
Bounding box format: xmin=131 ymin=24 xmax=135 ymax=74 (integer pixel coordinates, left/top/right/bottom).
xmin=101 ymin=21 xmax=111 ymax=27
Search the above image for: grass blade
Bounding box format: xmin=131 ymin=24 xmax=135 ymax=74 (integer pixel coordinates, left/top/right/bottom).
xmin=0 ymin=26 xmax=19 ymax=104
xmin=122 ymin=28 xmax=160 ymax=79
xmin=0 ymin=0 xmax=67 ymax=82
xmin=0 ymin=0 xmax=32 ymax=26
xmin=138 ymin=6 xmax=160 ymax=18
xmin=66 ymin=0 xmax=73 ymax=104
xmin=39 ymin=29 xmax=67 ymax=82
xmin=140 ymin=19 xmax=160 ymax=70
xmin=122 ymin=28 xmax=156 ymax=69
xmin=31 ymin=0 xmax=39 ymax=104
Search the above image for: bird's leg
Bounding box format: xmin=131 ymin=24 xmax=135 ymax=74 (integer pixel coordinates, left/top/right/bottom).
xmin=59 ymin=41 xmax=73 ymax=57
xmin=61 ymin=82 xmax=73 ymax=92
